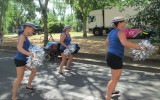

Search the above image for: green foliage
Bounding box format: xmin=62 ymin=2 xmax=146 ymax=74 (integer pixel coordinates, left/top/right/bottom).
xmin=48 ymin=22 xmax=64 ymax=33
xmin=64 ymin=15 xmax=73 ymax=26
xmin=3 ymin=0 xmax=36 ymax=33
xmin=72 ymin=19 xmax=83 ymax=32
xmin=127 ymin=0 xmax=160 ymax=31
xmin=0 ymin=0 xmax=10 ymax=33
xmin=152 ymin=36 xmax=160 ymax=43
xmin=64 ymin=14 xmax=83 ymax=32
xmin=52 ymin=0 xmax=67 ymax=21
xmin=47 ymin=10 xmax=58 ymax=30
xmin=120 ymin=0 xmax=150 ymax=7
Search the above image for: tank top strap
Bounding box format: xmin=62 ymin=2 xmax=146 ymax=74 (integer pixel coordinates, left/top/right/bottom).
xmin=22 ymin=34 xmax=27 ymax=39
xmin=18 ymin=34 xmax=27 ymax=43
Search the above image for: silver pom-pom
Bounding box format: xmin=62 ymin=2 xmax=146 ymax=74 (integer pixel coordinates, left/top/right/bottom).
xmin=26 ymin=44 xmax=45 ymax=68
xmin=63 ymin=44 xmax=77 ymax=56
xmin=69 ymin=44 xmax=76 ymax=53
xmin=131 ymin=40 xmax=155 ymax=61
xmin=64 ymin=48 xmax=71 ymax=56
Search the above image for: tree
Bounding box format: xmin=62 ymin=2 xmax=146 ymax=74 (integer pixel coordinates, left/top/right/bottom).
xmin=132 ymin=0 xmax=160 ymax=30
xmin=52 ymin=0 xmax=67 ymax=21
xmin=9 ymin=0 xmax=36 ymax=31
xmin=38 ymin=0 xmax=49 ymax=46
xmin=65 ymin=0 xmax=112 ymax=37
xmin=120 ymin=0 xmax=160 ymax=31
xmin=65 ymin=0 xmax=93 ymax=37
xmin=3 ymin=0 xmax=36 ymax=33
xmin=0 ymin=0 xmax=9 ymax=30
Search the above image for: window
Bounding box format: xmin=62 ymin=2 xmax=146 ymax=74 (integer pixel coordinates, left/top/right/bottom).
xmin=88 ymin=16 xmax=96 ymax=23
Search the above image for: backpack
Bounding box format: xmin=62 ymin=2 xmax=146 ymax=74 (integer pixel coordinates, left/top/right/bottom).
xmin=72 ymin=44 xmax=80 ymax=54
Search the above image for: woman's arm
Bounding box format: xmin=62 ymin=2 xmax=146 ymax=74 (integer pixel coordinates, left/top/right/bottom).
xmin=118 ymin=31 xmax=142 ymax=49
xmin=17 ymin=35 xmax=31 ymax=56
xmin=106 ymin=36 xmax=109 ymax=48
xmin=60 ymin=34 xmax=69 ymax=48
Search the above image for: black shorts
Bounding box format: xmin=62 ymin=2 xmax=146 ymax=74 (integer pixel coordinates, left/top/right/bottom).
xmin=60 ymin=49 xmax=64 ymax=53
xmin=105 ymin=52 xmax=123 ymax=69
xmin=14 ymin=58 xmax=27 ymax=67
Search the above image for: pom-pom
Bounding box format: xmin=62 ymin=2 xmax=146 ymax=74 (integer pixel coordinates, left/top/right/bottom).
xmin=63 ymin=44 xmax=80 ymax=56
xmin=26 ymin=45 xmax=45 ymax=68
xmin=131 ymin=40 xmax=155 ymax=61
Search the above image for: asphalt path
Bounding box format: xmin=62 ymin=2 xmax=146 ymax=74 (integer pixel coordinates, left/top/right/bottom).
xmin=0 ymin=52 xmax=160 ymax=100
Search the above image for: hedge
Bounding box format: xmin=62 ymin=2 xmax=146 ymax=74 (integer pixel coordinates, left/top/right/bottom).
xmin=48 ymin=22 xmax=64 ymax=33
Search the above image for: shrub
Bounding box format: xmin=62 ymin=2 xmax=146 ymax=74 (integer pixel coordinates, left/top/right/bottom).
xmin=152 ymin=36 xmax=160 ymax=43
xmin=48 ymin=22 xmax=64 ymax=33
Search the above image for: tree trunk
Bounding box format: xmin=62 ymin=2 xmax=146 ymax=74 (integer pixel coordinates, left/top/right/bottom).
xmin=0 ymin=15 xmax=2 ymax=29
xmin=16 ymin=19 xmax=20 ymax=31
xmin=76 ymin=22 xmax=78 ymax=32
xmin=38 ymin=0 xmax=49 ymax=46
xmin=0 ymin=0 xmax=9 ymax=30
xmin=82 ymin=15 xmax=87 ymax=37
xmin=0 ymin=1 xmax=4 ymax=29
xmin=42 ymin=11 xmax=48 ymax=46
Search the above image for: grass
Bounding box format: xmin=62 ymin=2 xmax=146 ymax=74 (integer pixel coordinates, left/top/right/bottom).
xmin=1 ymin=32 xmax=160 ymax=57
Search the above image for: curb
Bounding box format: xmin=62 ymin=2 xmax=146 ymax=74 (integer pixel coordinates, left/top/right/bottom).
xmin=73 ymin=57 xmax=160 ymax=73
xmin=0 ymin=46 xmax=16 ymax=53
xmin=0 ymin=45 xmax=160 ymax=73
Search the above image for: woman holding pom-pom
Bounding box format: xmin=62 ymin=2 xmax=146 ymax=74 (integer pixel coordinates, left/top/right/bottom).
xmin=12 ymin=22 xmax=37 ymax=100
xmin=59 ymin=26 xmax=73 ymax=75
xmin=105 ymin=16 xmax=146 ymax=100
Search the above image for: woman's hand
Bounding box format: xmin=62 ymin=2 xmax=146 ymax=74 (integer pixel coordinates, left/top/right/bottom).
xmin=66 ymin=46 xmax=69 ymax=49
xmin=140 ymin=46 xmax=147 ymax=50
xmin=28 ymin=52 xmax=33 ymax=57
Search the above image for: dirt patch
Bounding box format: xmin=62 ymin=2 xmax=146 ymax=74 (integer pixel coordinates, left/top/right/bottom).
xmin=1 ymin=33 xmax=160 ymax=60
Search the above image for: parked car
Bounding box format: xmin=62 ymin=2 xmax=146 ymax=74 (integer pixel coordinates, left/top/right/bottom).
xmin=142 ymin=29 xmax=157 ymax=40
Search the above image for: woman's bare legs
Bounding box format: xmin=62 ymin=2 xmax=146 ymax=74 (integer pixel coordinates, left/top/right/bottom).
xmin=66 ymin=54 xmax=73 ymax=69
xmin=12 ymin=66 xmax=37 ymax=99
xmin=59 ymin=53 xmax=66 ymax=73
xmin=26 ymin=67 xmax=37 ymax=88
xmin=12 ymin=67 xmax=25 ymax=100
xmin=106 ymin=69 xmax=122 ymax=100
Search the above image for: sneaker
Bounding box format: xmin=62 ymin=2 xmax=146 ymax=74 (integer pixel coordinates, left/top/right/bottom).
xmin=59 ymin=72 xmax=63 ymax=75
xmin=11 ymin=97 xmax=19 ymax=100
xmin=112 ymin=90 xmax=120 ymax=95
xmin=26 ymin=87 xmax=36 ymax=91
xmin=65 ymin=67 xmax=70 ymax=70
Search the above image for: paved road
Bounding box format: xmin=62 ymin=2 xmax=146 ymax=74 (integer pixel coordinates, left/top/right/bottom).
xmin=0 ymin=52 xmax=160 ymax=100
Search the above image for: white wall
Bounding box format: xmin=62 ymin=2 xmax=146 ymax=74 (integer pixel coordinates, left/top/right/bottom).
xmin=104 ymin=7 xmax=138 ymax=27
